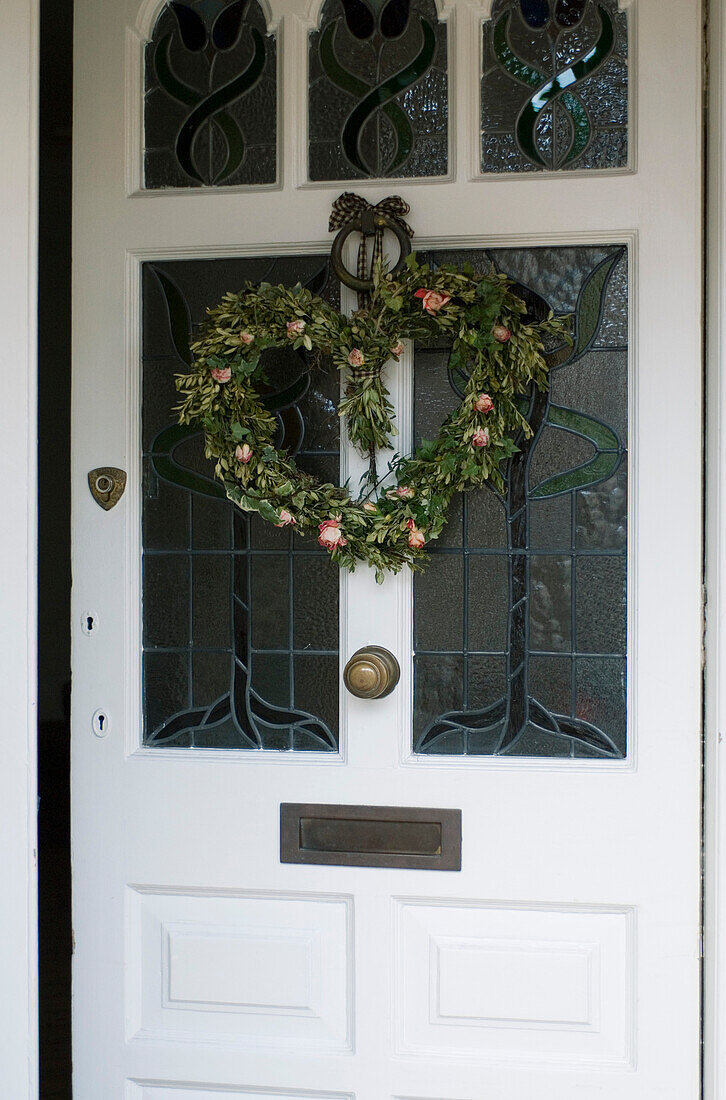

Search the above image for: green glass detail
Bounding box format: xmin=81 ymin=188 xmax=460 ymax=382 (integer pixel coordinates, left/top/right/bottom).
xmin=413 ymin=244 xmax=628 ymax=760
xmin=547 ymin=404 xmax=619 ymax=451
xmin=531 ymin=403 xmax=621 ymax=499
xmin=333 ymin=20 xmax=435 ymax=176
xmin=572 ymin=249 xmax=624 ymax=359
xmin=311 ymin=0 xmax=447 ymax=181
xmin=151 ymin=424 xmax=227 ymax=499
xmin=319 ymin=21 xmax=369 ymax=98
xmin=531 ymin=449 xmax=620 ymax=497
xmin=510 ymin=7 xmax=613 ymax=167
xmin=146 ymin=1 xmax=276 ymax=189
xmin=319 ymin=21 xmax=414 ymax=175
xmin=173 ymin=29 xmax=266 ymax=184
xmin=154 ymin=34 xmax=198 ymax=107
xmin=153 ymin=270 xmax=192 ymax=367
xmin=486 ymin=1 xmax=623 ymax=172
xmin=492 ymin=14 xmax=541 ymax=89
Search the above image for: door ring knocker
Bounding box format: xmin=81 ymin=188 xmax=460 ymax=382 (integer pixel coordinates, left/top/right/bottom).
xmin=330 ymin=205 xmax=413 ymax=293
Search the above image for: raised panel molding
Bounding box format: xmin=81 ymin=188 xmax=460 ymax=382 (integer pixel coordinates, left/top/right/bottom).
xmin=393 ymin=898 xmax=635 ymax=1068
xmin=434 ymin=938 xmax=598 ymax=1028
xmin=164 ymin=926 xmax=319 ymax=1016
xmin=127 ymin=1084 xmax=354 ymax=1100
xmin=126 ymin=888 xmax=353 ymax=1052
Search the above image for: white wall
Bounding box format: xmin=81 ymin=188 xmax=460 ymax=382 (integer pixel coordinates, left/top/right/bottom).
xmin=0 ymin=0 xmax=39 ymax=1095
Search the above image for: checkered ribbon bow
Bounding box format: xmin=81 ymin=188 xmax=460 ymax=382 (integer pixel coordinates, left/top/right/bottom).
xmin=328 ymin=192 xmax=414 ymax=302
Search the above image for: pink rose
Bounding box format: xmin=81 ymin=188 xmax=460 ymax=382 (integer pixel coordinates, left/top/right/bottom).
xmin=396 ymin=485 xmax=415 ymax=500
xmin=348 ymin=348 xmax=365 ymax=367
xmin=235 ymin=443 xmax=253 ymax=464
xmin=318 ymin=517 xmax=347 ymax=550
xmin=390 ymin=342 xmax=405 ymax=357
xmin=472 ymin=428 xmax=490 ymax=448
xmin=414 ymin=288 xmax=451 ymax=313
xmin=474 ymin=392 xmax=494 ymax=413
xmin=287 ymin=319 xmax=306 ymax=337
xmin=492 ymin=324 xmax=511 ymax=343
xmin=362 ymin=501 xmax=377 ymax=513
xmin=240 ymin=331 xmax=255 ymax=346
xmin=275 ymin=509 xmax=295 ymax=527
xmin=406 ymin=519 xmax=426 ymax=549
xmin=211 ymin=365 xmax=231 ymax=383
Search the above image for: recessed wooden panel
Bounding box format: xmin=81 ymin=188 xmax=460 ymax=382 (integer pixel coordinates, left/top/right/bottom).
xmin=128 ymin=1085 xmax=353 ymax=1100
xmin=281 ymin=804 xmax=462 ymax=870
xmin=127 ymin=887 xmax=352 ymax=1052
xmin=394 ymin=898 xmax=635 ymax=1067
xmin=166 ymin=927 xmax=316 ymax=1013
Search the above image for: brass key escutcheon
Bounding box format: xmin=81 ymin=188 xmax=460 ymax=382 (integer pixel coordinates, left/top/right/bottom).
xmin=88 ymin=467 xmax=126 ymax=510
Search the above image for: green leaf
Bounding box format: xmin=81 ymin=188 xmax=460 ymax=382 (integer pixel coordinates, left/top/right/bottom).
xmin=572 ymin=249 xmax=624 ymax=361
xmin=258 ymin=500 xmax=281 ymax=523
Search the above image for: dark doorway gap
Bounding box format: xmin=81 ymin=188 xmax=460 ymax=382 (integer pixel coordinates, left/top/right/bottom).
xmin=38 ymin=0 xmax=73 ymax=1095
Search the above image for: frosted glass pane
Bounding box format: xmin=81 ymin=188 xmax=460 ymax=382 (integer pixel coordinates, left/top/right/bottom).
xmin=413 ymin=245 xmax=628 ymax=759
xmin=144 ymin=0 xmax=277 ymax=189
xmin=141 ymin=255 xmax=340 ymax=751
xmin=309 ymin=0 xmax=448 ymax=181
xmin=481 ymin=0 xmax=628 ymax=174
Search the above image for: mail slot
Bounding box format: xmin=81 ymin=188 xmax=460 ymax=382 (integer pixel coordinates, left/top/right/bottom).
xmin=280 ymin=803 xmax=462 ymax=870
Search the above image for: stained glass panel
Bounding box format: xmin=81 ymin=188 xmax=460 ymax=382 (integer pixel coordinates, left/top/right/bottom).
xmin=413 ymin=245 xmax=628 ymax=758
xmin=309 ymin=0 xmax=448 ymax=181
xmin=141 ymin=255 xmax=340 ymax=749
xmin=144 ymin=0 xmax=277 ymax=189
xmin=481 ymin=0 xmax=628 ymax=173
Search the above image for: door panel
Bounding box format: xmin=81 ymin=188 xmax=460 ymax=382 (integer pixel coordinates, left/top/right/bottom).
xmin=72 ymin=1 xmax=703 ymax=1097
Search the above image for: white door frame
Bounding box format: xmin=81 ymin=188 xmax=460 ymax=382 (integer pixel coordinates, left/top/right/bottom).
xmin=706 ymin=3 xmax=726 ymax=1099
xmin=0 ymin=0 xmax=39 ymax=1097
xmin=13 ymin=1 xmax=726 ymax=1096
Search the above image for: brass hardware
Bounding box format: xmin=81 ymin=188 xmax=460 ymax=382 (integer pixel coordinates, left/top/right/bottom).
xmin=281 ymin=803 xmax=462 ymax=870
xmin=88 ymin=467 xmax=126 ymax=510
xmin=343 ymin=645 xmax=400 ymax=699
xmin=330 ymin=214 xmax=412 ymax=293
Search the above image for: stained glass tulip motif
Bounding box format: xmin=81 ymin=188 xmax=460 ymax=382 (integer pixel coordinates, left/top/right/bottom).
xmin=486 ymin=0 xmax=621 ymax=171
xmin=310 ymin=0 xmax=446 ymax=180
xmin=149 ymin=0 xmax=269 ymax=185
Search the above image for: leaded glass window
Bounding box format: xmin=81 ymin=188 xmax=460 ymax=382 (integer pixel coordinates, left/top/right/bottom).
xmin=142 ymin=256 xmax=340 ymax=749
xmin=309 ymin=0 xmax=448 ymax=181
xmin=144 ymin=0 xmax=277 ymax=189
xmin=413 ymin=245 xmax=628 ymax=757
xmin=481 ymin=0 xmax=628 ymax=173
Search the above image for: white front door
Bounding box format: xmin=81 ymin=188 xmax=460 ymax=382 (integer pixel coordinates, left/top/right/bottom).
xmin=72 ymin=1 xmax=703 ymax=1097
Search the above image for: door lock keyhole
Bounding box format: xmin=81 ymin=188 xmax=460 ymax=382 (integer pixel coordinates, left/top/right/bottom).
xmin=92 ymin=709 xmax=110 ymax=737
xmin=81 ymin=610 xmax=99 ymax=636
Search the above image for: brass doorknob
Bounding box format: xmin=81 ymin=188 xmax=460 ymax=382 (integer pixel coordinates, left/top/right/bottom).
xmin=343 ymin=646 xmax=400 ymax=699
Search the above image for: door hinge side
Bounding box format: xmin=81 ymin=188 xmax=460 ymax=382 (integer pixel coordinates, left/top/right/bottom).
xmin=702 ymin=582 xmax=708 ymax=671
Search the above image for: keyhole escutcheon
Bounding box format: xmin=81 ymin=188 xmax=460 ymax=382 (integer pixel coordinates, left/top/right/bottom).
xmin=92 ymin=709 xmax=110 ymax=738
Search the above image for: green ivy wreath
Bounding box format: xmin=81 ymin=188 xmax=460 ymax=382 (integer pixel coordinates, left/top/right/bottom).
xmin=175 ymin=255 xmax=569 ymax=580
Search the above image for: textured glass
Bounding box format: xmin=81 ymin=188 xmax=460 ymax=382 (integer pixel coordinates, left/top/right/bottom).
xmin=413 ymin=245 xmax=628 ymax=758
xmin=141 ymin=255 xmax=340 ymax=750
xmin=481 ymin=0 xmax=627 ymax=173
xmin=309 ymin=0 xmax=448 ymax=181
xmin=144 ymin=0 xmax=277 ymax=189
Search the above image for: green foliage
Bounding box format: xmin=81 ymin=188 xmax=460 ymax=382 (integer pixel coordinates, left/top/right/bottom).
xmin=175 ymin=255 xmax=570 ymax=581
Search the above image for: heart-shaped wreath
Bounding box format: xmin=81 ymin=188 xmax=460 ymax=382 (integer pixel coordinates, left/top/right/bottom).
xmin=175 ymin=254 xmax=569 ymax=579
